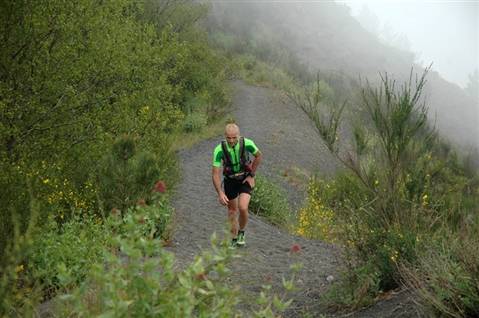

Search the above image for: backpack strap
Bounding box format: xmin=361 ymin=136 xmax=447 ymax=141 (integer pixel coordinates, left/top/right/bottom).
xmin=239 ymin=136 xmax=245 ymax=160
xmin=221 ymin=140 xmax=233 ymax=175
xmin=239 ymin=137 xmax=253 ymax=173
xmin=221 ymin=140 xmax=232 ymax=163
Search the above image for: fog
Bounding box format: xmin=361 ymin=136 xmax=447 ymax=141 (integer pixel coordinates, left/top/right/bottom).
xmin=342 ymin=1 xmax=478 ymax=89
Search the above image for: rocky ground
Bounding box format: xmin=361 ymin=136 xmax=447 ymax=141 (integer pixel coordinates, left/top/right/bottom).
xmin=166 ymin=80 xmax=430 ymax=317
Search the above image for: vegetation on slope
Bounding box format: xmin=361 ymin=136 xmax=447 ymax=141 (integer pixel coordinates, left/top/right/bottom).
xmin=1 ymin=0 xmax=478 ymax=316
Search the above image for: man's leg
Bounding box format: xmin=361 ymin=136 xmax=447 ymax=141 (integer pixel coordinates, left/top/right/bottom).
xmin=238 ymin=192 xmax=251 ymax=231
xmin=236 ymin=192 xmax=251 ymax=247
xmin=227 ymin=198 xmax=239 ymax=238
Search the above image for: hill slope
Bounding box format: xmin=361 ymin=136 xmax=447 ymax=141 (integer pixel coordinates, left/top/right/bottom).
xmin=205 ymin=1 xmax=478 ymax=150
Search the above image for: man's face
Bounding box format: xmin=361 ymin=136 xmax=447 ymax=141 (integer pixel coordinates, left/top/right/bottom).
xmin=225 ymin=130 xmax=239 ymax=147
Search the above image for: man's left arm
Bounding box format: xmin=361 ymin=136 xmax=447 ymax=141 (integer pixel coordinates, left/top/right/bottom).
xmin=244 ymin=149 xmax=262 ymax=187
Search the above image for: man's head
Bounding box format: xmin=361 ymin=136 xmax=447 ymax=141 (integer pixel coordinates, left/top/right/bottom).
xmin=225 ymin=124 xmax=240 ymax=146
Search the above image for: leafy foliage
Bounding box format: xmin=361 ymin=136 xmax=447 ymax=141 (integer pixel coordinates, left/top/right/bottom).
xmin=0 ymin=0 xmax=218 ymax=266
xmin=0 ymin=1 xmax=231 ymax=316
xmin=30 ymin=212 xmax=108 ymax=296
xmin=249 ymin=175 xmax=291 ymax=227
xmin=292 ymin=68 xmax=479 ymax=311
xmin=96 ymin=135 xmax=167 ymax=214
xmin=401 ymin=224 xmax=479 ymax=318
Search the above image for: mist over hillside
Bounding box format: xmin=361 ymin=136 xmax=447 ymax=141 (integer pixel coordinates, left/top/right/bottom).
xmin=203 ymin=0 xmax=478 ymax=151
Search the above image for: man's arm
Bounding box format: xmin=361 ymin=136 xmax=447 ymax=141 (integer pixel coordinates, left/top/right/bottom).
xmin=212 ymin=166 xmax=229 ymax=205
xmin=244 ymin=149 xmax=262 ymax=187
xmin=250 ymin=150 xmax=262 ymax=174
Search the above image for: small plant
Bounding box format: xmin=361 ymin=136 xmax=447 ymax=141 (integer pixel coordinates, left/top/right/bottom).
xmin=30 ymin=211 xmax=108 ymax=298
xmin=249 ymin=175 xmax=291 ymax=227
xmin=400 ymin=224 xmax=479 ymax=318
xmin=0 ymin=204 xmax=39 ymax=318
xmin=97 ymin=134 xmax=163 ymax=213
xmin=184 ymin=110 xmax=208 ymax=132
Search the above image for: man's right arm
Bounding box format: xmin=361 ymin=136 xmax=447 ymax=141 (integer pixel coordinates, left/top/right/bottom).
xmin=212 ymin=166 xmax=229 ymax=206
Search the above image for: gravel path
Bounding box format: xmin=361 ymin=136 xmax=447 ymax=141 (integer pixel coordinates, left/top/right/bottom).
xmin=166 ymin=80 xmax=427 ymax=317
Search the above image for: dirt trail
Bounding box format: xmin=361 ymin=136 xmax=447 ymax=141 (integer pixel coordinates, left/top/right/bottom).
xmin=167 ymin=81 xmax=427 ymax=317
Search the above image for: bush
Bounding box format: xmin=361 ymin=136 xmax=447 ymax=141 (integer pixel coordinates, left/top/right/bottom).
xmin=97 ymin=135 xmax=164 ymax=214
xmin=249 ymin=175 xmax=291 ymax=227
xmin=30 ymin=211 xmax=108 ymax=297
xmin=400 ymin=223 xmax=479 ymax=317
xmin=184 ymin=110 xmax=209 ymax=133
xmin=291 ymin=68 xmax=448 ymax=307
xmin=0 ymin=205 xmax=39 ymax=317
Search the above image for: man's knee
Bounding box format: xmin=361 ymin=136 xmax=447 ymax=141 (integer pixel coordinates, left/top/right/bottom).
xmin=238 ymin=204 xmax=249 ymax=213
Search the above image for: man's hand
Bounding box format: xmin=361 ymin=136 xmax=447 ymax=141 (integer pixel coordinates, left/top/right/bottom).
xmin=244 ymin=175 xmax=255 ymax=189
xmin=219 ymin=192 xmax=229 ymax=206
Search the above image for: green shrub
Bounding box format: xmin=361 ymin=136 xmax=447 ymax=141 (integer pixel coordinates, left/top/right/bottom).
xmin=0 ymin=204 xmax=39 ymax=318
xmin=249 ymin=175 xmax=291 ymax=227
xmin=30 ymin=211 xmax=108 ymax=297
xmin=400 ymin=225 xmax=479 ymax=318
xmin=184 ymin=110 xmax=209 ymax=133
xmin=97 ymin=135 xmax=164 ymax=214
xmin=291 ymin=68 xmax=442 ymax=307
xmin=120 ymin=181 xmax=174 ymax=242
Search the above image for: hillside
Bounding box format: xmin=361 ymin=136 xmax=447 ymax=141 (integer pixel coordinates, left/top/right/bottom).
xmin=204 ymin=0 xmax=478 ymax=150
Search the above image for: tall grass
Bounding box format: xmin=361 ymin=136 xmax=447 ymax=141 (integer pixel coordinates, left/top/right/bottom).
xmin=290 ymin=67 xmax=479 ymax=314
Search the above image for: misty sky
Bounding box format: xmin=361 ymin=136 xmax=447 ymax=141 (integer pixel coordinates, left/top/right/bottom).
xmin=342 ymin=1 xmax=478 ymax=89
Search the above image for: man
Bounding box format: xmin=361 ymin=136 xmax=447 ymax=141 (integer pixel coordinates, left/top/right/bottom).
xmin=212 ymin=124 xmax=262 ymax=249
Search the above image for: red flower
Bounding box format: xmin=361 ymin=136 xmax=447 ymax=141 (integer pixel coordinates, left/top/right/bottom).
xmin=290 ymin=244 xmax=302 ymax=255
xmin=265 ymin=275 xmax=272 ymax=282
xmin=111 ymin=209 xmax=118 ymax=215
xmin=155 ymin=181 xmax=167 ymax=194
xmin=138 ymin=199 xmax=146 ymax=207
xmin=196 ymin=273 xmax=206 ymax=281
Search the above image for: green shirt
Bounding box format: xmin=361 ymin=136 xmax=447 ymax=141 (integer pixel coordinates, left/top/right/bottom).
xmin=213 ymin=137 xmax=259 ymax=173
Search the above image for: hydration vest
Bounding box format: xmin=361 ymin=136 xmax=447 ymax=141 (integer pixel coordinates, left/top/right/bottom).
xmin=221 ymin=137 xmax=253 ymax=176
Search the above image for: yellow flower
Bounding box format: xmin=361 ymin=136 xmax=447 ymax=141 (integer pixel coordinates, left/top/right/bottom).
xmin=375 ymin=180 xmax=379 ymax=185
xmin=43 ymin=179 xmax=50 ymax=184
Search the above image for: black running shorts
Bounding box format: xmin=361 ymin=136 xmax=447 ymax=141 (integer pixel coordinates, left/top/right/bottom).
xmin=224 ymin=178 xmax=252 ymax=200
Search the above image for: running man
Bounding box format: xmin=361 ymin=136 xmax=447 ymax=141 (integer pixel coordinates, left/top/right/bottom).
xmin=212 ymin=124 xmax=262 ymax=249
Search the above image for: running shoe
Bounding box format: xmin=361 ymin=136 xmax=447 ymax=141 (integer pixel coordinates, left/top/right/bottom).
xmin=237 ymin=233 xmax=246 ymax=247
xmin=228 ymin=239 xmax=237 ymax=250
